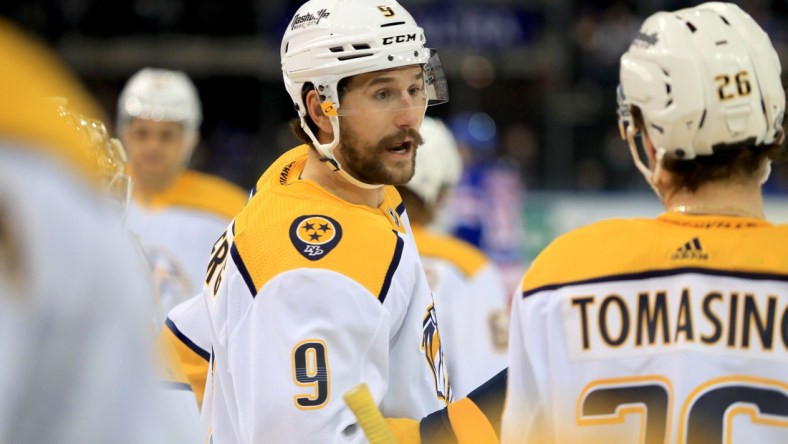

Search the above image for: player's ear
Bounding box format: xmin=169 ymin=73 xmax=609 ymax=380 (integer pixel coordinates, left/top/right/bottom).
xmin=305 ymin=90 xmax=333 ymax=136
xmin=642 ymin=133 xmax=658 ymax=168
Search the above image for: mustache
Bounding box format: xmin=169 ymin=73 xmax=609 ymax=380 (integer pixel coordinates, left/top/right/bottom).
xmin=378 ymin=128 xmax=424 ymax=149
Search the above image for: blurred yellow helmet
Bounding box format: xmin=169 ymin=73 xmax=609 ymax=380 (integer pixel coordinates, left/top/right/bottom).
xmin=0 ymin=18 xmax=104 ymax=180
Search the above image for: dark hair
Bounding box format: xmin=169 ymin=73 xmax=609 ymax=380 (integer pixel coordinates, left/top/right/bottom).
xmin=289 ymin=79 xmax=350 ymax=147
xmin=631 ymin=106 xmax=787 ymax=192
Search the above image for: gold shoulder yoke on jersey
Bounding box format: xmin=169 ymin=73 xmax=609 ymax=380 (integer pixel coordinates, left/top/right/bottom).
xmin=522 ymin=216 xmax=788 ymax=296
xmin=137 ymin=170 xmax=248 ymax=219
xmin=412 ymin=225 xmax=488 ymax=278
xmin=232 ymin=148 xmax=406 ymax=300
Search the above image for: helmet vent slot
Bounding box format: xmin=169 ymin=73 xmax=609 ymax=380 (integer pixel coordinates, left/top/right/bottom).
xmin=719 ymin=15 xmax=731 ymax=25
xmin=381 ymin=21 xmax=406 ymax=27
xmin=329 ymin=46 xmax=345 ymax=53
xmin=715 ymin=40 xmax=728 ymax=46
xmin=352 ymin=44 xmax=371 ymax=50
xmin=698 ymin=109 xmax=707 ymax=129
xmin=686 ymin=21 xmax=697 ymax=32
xmin=651 ymin=123 xmax=665 ymax=134
xmin=337 ymin=53 xmax=373 ymax=61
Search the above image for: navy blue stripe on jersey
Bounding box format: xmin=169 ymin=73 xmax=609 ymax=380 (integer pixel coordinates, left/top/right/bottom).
xmin=231 ymin=243 xmax=257 ymax=296
xmin=379 ymin=231 xmax=405 ymax=304
xmin=523 ymin=267 xmax=788 ymax=299
xmin=396 ymin=202 xmax=405 ymax=216
xmin=165 ymin=317 xmax=210 ymax=362
xmin=160 ymin=381 xmax=193 ymax=392
xmin=420 ymin=405 xmax=458 ymax=443
xmin=466 ymin=368 xmax=508 ymax=436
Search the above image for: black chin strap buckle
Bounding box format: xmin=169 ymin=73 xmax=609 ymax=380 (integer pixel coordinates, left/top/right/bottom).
xmin=320 ymin=157 xmax=340 ymax=172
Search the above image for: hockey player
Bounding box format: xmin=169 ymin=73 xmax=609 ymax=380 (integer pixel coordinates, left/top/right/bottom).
xmin=398 ymin=116 xmax=509 ymax=398
xmin=198 ymin=0 xmax=455 ymax=442
xmin=0 ymin=18 xmax=197 ymax=444
xmin=117 ymin=68 xmax=248 ymax=317
xmin=502 ymin=3 xmax=788 ymax=443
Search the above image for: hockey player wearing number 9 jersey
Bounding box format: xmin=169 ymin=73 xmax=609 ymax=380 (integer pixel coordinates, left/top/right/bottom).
xmin=199 ymin=0 xmax=454 ymax=442
xmin=502 ymin=3 xmax=788 ymax=443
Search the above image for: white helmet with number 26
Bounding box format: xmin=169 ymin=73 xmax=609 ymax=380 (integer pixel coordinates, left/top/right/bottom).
xmin=617 ymin=2 xmax=784 ymax=187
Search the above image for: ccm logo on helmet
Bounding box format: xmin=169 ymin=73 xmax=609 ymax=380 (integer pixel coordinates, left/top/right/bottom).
xmin=383 ymin=33 xmax=417 ymax=45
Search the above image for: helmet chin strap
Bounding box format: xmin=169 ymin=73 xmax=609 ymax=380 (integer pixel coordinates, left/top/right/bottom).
xmin=626 ymin=125 xmax=665 ymax=201
xmin=759 ymin=159 xmax=772 ymax=185
xmin=302 ymin=115 xmax=384 ymax=190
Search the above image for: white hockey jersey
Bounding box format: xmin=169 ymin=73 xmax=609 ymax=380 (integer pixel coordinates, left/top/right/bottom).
xmin=201 ymin=146 xmax=450 ymax=443
xmin=413 ymin=225 xmax=509 ymax=399
xmin=502 ymin=213 xmax=788 ymax=444
xmin=0 ymin=147 xmax=199 ymax=444
xmin=127 ymin=170 xmax=247 ymax=316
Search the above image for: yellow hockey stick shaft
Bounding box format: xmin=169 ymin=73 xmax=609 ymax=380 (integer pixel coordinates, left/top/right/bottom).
xmin=343 ymin=384 xmax=396 ymax=444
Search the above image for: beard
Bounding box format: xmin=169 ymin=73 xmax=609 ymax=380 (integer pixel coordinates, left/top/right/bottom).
xmin=337 ymin=123 xmax=424 ymax=186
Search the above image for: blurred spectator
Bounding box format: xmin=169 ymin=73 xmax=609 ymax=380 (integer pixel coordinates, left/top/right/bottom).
xmin=441 ymin=112 xmax=528 ymax=294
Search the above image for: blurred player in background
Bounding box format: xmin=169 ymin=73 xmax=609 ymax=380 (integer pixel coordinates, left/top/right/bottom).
xmin=398 ymin=116 xmax=509 ymax=398
xmin=117 ymin=67 xmax=248 ymax=317
xmin=0 ymin=18 xmax=197 ymax=443
xmin=502 ymin=3 xmax=788 ymax=443
xmin=119 ymin=67 xmax=247 ymax=410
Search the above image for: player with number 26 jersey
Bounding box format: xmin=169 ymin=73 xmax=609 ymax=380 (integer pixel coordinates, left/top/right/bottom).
xmin=502 ymin=3 xmax=787 ymax=443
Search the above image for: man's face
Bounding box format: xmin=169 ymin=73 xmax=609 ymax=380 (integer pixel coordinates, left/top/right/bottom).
xmin=334 ymin=66 xmax=426 ymax=186
xmin=121 ymin=118 xmax=190 ymax=185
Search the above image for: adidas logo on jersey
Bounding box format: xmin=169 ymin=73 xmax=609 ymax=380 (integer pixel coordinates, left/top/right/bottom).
xmin=671 ymin=237 xmax=708 ymax=260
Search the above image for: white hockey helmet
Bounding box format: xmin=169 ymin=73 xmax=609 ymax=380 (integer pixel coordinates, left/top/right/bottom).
xmin=281 ymin=0 xmax=449 ymax=188
xmin=116 ymin=68 xmax=202 ymax=135
xmin=617 ymin=2 xmax=784 ymax=184
xmin=405 ymin=116 xmax=462 ymax=207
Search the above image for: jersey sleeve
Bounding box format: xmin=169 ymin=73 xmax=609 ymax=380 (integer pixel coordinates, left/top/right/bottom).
xmin=160 ymin=293 xmax=211 ymax=408
xmin=222 ymin=268 xmax=391 ymax=443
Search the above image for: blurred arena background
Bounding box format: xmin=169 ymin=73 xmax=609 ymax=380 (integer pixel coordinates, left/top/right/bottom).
xmin=3 ymin=0 xmax=788 ymax=261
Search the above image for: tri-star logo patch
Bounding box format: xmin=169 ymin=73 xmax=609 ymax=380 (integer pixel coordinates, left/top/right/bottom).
xmin=289 ymin=215 xmax=342 ymax=261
